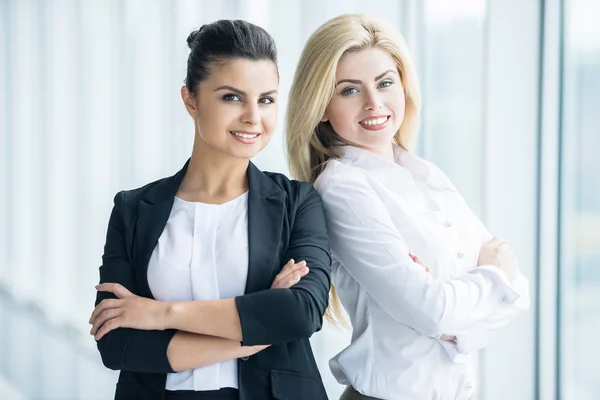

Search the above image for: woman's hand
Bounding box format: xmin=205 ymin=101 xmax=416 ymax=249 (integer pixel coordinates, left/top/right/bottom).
xmin=271 ymin=259 xmax=309 ymax=289
xmin=409 ymin=251 xmax=456 ymax=341
xmin=409 ymin=251 xmax=432 ymax=276
xmin=478 ymin=237 xmax=517 ymax=281
xmin=89 ymin=283 xmax=169 ymax=341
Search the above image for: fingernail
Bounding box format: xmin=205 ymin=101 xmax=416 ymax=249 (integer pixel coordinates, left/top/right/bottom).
xmin=290 ymin=259 xmax=295 ymax=264
xmin=300 ymin=261 xmax=307 ymax=265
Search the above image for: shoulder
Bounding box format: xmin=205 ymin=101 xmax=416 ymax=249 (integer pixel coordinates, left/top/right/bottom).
xmin=420 ymin=158 xmax=458 ymax=191
xmin=314 ymin=159 xmax=373 ymax=197
xmin=261 ymin=170 xmax=321 ymax=206
xmin=111 ymin=176 xmax=170 ymax=213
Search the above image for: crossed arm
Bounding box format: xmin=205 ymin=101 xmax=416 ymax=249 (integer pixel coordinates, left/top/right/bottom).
xmin=91 ymin=189 xmax=330 ymax=373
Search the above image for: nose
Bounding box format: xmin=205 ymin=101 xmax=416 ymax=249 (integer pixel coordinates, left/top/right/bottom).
xmin=364 ymin=89 xmax=383 ymax=111
xmin=241 ymin=103 xmax=261 ymax=125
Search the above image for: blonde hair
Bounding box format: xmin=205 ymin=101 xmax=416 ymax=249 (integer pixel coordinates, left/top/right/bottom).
xmin=286 ymin=14 xmax=422 ymax=324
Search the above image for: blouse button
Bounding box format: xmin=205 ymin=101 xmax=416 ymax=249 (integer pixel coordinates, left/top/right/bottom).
xmin=457 ymin=252 xmax=464 ymax=259
xmin=241 ymin=356 xmax=249 ymax=361
xmin=444 ymin=221 xmax=452 ymax=228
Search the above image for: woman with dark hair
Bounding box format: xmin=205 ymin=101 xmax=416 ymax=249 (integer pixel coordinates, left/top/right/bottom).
xmin=88 ymin=20 xmax=331 ymax=400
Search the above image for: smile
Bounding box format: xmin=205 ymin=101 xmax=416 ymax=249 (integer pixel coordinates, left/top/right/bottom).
xmin=359 ymin=115 xmax=390 ymax=130
xmin=230 ymin=131 xmax=261 ymax=144
xmin=230 ymin=131 xmax=260 ymax=139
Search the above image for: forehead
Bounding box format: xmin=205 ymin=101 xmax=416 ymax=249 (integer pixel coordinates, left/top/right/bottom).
xmin=336 ymin=47 xmax=397 ymax=78
xmin=204 ymin=58 xmax=279 ymax=90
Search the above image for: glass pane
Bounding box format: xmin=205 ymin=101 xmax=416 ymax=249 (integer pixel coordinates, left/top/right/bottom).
xmin=560 ymin=0 xmax=600 ymax=398
xmin=419 ymin=0 xmax=487 ymax=216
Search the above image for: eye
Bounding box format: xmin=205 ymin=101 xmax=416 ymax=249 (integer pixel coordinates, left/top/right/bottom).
xmin=259 ymin=97 xmax=275 ymax=105
xmin=341 ymin=87 xmax=359 ymax=96
xmin=378 ymin=80 xmax=394 ymax=89
xmin=222 ymin=93 xmax=242 ymax=102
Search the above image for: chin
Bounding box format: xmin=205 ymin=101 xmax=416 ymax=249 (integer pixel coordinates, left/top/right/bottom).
xmin=360 ymin=130 xmax=396 ymax=143
xmin=228 ymin=146 xmax=264 ymax=160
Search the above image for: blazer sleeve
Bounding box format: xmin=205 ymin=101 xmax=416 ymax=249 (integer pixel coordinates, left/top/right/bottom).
xmin=95 ymin=191 xmax=178 ymax=373
xmin=235 ymin=184 xmax=332 ymax=346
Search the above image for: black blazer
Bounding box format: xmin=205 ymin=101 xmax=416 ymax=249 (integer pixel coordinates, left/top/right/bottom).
xmin=95 ymin=160 xmax=332 ymax=400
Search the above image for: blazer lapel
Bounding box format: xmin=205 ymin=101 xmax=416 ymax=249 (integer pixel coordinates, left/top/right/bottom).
xmin=132 ymin=159 xmax=285 ymax=298
xmin=134 ymin=160 xmax=189 ymax=298
xmin=245 ymin=162 xmax=286 ymax=294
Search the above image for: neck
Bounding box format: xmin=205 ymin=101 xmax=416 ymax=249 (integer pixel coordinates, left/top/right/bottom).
xmin=369 ymin=142 xmax=395 ymax=162
xmin=178 ymin=135 xmax=250 ymax=203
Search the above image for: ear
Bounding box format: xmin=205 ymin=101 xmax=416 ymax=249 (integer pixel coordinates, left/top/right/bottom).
xmin=320 ymin=111 xmax=329 ymax=123
xmin=181 ymin=85 xmax=198 ymax=117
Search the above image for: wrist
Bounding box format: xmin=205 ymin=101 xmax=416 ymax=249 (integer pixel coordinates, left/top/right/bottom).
xmin=163 ymin=301 xmax=178 ymax=330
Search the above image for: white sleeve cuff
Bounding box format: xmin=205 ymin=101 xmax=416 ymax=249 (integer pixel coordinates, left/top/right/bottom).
xmin=472 ymin=265 xmax=524 ymax=304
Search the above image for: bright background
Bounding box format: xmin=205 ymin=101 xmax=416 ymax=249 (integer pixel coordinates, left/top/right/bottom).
xmin=1 ymin=0 xmax=599 ymax=399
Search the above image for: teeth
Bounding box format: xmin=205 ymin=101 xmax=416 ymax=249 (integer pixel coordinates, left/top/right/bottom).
xmin=360 ymin=117 xmax=388 ymax=126
xmin=231 ymin=132 xmax=259 ymax=139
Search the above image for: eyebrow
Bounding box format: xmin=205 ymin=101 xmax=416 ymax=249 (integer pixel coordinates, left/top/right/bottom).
xmin=335 ymin=69 xmax=397 ymax=87
xmin=213 ymin=85 xmax=278 ymax=96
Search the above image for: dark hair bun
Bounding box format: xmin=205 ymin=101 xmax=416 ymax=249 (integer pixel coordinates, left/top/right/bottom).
xmin=185 ymin=20 xmax=278 ymax=94
xmin=186 ymin=26 xmax=206 ymax=49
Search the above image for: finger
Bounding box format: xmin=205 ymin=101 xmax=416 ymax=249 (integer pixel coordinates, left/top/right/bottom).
xmin=289 ymin=267 xmax=309 ymax=283
xmin=273 ymin=266 xmax=309 ymax=289
xmin=95 ymin=318 xmax=121 ymax=341
xmin=282 ymin=259 xmax=295 ymax=270
xmin=276 ymin=261 xmax=307 ymax=281
xmin=497 ymin=242 xmax=512 ymax=254
xmin=289 ymin=261 xmax=307 ymax=274
xmin=89 ymin=298 xmax=120 ymax=324
xmin=90 ymin=309 xmax=122 ymax=335
xmin=440 ymin=335 xmax=457 ymax=341
xmin=276 ymin=260 xmax=296 ymax=279
xmin=284 ymin=274 xmax=302 ymax=289
xmin=495 ymin=237 xmax=508 ymax=247
xmin=486 ymin=237 xmax=505 ymax=248
xmin=96 ymin=283 xmax=134 ymax=299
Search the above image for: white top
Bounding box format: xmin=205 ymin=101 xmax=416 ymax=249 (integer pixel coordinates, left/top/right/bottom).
xmin=314 ymin=145 xmax=530 ymax=400
xmin=147 ymin=192 xmax=249 ymax=391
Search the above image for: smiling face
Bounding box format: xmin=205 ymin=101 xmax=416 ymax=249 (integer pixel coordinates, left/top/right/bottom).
xmin=323 ymin=46 xmax=406 ymax=157
xmin=182 ymin=58 xmax=279 ymax=160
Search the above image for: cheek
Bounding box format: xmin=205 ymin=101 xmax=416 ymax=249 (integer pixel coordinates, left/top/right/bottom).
xmin=261 ymin=108 xmax=278 ymax=135
xmin=327 ymin=101 xmax=357 ymax=132
xmin=389 ymin=90 xmax=406 ymax=118
xmin=196 ymin=104 xmax=230 ymax=139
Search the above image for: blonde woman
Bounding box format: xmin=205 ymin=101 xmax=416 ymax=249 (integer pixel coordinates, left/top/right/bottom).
xmin=286 ymin=14 xmax=530 ymax=400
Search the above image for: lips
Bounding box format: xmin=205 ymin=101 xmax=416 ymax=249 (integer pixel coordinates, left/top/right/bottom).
xmin=358 ymin=115 xmax=390 ymax=131
xmin=230 ymin=131 xmax=260 ymax=139
xmin=229 ymin=130 xmax=261 ymax=144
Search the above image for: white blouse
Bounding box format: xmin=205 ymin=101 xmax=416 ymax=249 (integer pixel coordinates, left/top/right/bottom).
xmin=314 ymin=145 xmax=530 ymax=400
xmin=147 ymin=192 xmax=249 ymax=391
